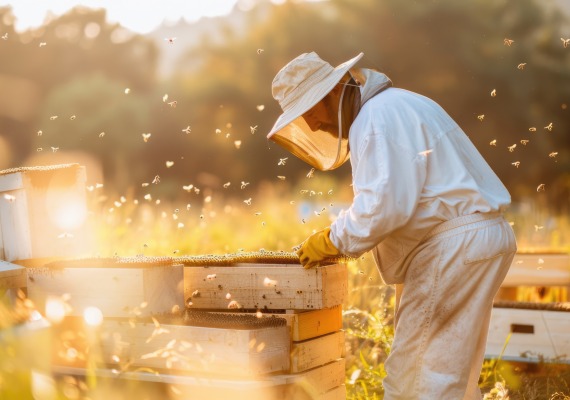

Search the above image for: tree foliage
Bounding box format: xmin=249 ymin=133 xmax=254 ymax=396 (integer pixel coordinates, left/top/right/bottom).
xmin=0 ymin=1 xmax=568 ymax=208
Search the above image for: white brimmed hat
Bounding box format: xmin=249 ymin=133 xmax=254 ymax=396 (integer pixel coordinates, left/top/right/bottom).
xmin=266 ymin=52 xmax=364 ymax=171
xmin=267 ymin=51 xmax=364 ymax=139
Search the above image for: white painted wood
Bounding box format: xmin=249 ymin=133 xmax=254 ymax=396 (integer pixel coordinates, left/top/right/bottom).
xmin=502 ymin=253 xmax=570 ymax=287
xmin=0 ymin=165 xmax=91 ymax=262
xmin=486 ymin=307 xmax=570 ymax=363
xmin=542 ymin=310 xmax=570 ymax=360
xmin=27 ymin=265 xmax=184 ymax=318
xmin=0 ymin=172 xmax=24 ymax=192
xmin=0 ymin=189 xmax=32 ymax=261
xmin=184 ymin=263 xmax=347 ymax=311
xmin=99 ymin=319 xmax=291 ymax=376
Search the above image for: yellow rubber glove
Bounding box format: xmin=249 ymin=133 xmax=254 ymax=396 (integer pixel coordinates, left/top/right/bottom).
xmin=296 ymin=227 xmax=340 ymax=269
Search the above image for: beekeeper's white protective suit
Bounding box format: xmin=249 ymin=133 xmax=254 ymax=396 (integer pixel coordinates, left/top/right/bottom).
xmin=268 ymin=52 xmax=517 ymax=400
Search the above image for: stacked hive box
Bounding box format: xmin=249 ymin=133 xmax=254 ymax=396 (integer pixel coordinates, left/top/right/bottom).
xmin=486 ymin=253 xmax=570 ymax=363
xmin=26 ymin=255 xmax=348 ymax=400
xmin=26 ymin=257 xmax=186 ymax=371
xmin=0 ymin=164 xmax=90 ymax=264
xmin=179 ymin=260 xmax=348 ymax=399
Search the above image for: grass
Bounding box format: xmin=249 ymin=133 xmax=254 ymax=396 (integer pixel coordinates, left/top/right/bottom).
xmin=2 ymin=181 xmax=570 ymax=399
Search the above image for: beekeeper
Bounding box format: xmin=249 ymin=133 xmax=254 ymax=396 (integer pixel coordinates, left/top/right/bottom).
xmin=267 ymin=52 xmax=517 ymax=400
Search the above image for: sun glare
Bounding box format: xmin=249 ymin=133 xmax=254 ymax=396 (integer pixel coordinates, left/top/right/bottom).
xmin=0 ymin=0 xmax=241 ymax=33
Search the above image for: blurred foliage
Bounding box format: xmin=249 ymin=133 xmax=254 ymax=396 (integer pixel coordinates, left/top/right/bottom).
xmin=0 ymin=0 xmax=568 ymax=212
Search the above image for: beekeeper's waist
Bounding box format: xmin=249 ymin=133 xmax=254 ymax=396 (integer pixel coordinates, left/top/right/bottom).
xmin=422 ymin=212 xmax=504 ymax=243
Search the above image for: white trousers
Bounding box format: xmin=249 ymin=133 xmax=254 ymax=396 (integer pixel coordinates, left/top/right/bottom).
xmin=382 ymin=213 xmax=517 ymax=400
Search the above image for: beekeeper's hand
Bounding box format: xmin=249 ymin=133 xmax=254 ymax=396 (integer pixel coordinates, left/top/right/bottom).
xmin=296 ymin=227 xmax=340 ymax=269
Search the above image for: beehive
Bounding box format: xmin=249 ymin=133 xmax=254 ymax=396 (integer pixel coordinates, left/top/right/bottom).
xmin=26 ymin=256 xmax=185 ymax=318
xmin=487 ymin=253 xmax=570 ymax=363
xmin=486 ymin=301 xmax=570 ymax=363
xmin=183 ymin=256 xmax=348 ymax=310
xmin=0 ymin=164 xmax=90 ymax=262
xmin=38 ymin=253 xmax=348 ymax=399
xmin=99 ymin=311 xmax=291 ymax=376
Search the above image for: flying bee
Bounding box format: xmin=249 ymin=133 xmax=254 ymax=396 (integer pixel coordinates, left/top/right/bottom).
xmin=561 ymin=38 xmax=570 ymax=48
xmin=489 ymin=139 xmax=497 ymax=146
xmin=165 ymin=37 xmax=176 ymax=44
xmin=504 ymin=38 xmax=514 ymax=46
xmin=536 ymin=183 xmax=545 ymax=192
xmin=250 ymin=125 xmax=258 ymax=134
xmin=511 ymin=161 xmax=520 ymax=168
xmin=520 ymin=139 xmax=529 ymax=145
xmin=544 ymin=122 xmax=553 ymax=131
xmin=477 ymin=115 xmax=484 ymax=121
xmin=508 ymin=144 xmax=517 ymax=152
xmin=182 ymin=125 xmax=191 ymax=134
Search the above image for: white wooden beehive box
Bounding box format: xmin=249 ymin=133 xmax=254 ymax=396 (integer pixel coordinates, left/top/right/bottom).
xmin=27 ymin=257 xmax=185 ymax=318
xmin=0 ymin=164 xmax=90 ymax=262
xmin=486 ymin=303 xmax=570 ymax=363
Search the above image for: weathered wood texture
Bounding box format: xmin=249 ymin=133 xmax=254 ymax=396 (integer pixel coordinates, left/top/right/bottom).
xmin=99 ymin=319 xmax=291 ymax=376
xmin=27 ymin=264 xmax=184 ymax=318
xmin=279 ymin=306 xmax=343 ymax=341
xmin=486 ymin=306 xmax=570 ymax=363
xmin=0 ymin=164 xmax=91 ymax=262
xmin=502 ymin=253 xmax=570 ymax=287
xmin=290 ymin=330 xmax=346 ymax=373
xmin=215 ymin=306 xmax=343 ymax=341
xmin=0 ymin=260 xmax=26 ymax=289
xmin=184 ymin=263 xmax=347 ymax=311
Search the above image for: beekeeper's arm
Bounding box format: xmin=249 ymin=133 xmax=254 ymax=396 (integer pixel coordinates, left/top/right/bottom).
xmin=330 ymin=132 xmax=427 ymax=257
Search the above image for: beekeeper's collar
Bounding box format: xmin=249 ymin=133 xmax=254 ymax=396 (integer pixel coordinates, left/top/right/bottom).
xmin=267 ymin=52 xmax=392 ymax=170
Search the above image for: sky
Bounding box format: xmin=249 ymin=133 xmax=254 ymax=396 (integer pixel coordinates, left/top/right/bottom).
xmin=0 ymin=0 xmax=245 ymax=33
